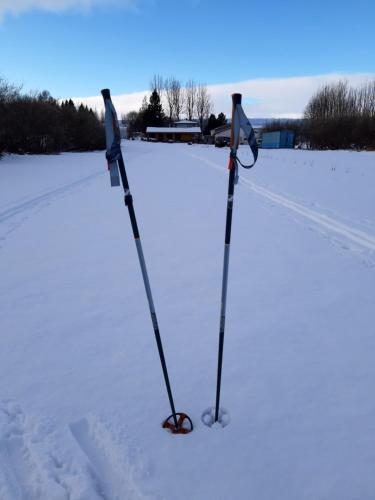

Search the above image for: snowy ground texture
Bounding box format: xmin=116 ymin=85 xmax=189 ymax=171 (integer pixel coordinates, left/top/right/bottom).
xmin=1 ymin=142 xmax=375 ymax=500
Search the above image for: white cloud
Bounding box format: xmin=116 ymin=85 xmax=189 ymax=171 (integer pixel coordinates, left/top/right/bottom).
xmin=208 ymin=73 xmax=375 ymax=118
xmin=72 ymin=73 xmax=375 ymax=119
xmin=0 ymin=0 xmax=135 ymax=18
xmin=73 ymin=89 xmax=148 ymax=118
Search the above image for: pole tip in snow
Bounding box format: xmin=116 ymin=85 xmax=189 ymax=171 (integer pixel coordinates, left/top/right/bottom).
xmin=201 ymin=407 xmax=230 ymax=429
xmin=162 ymin=413 xmax=193 ymax=434
xmin=232 ymin=93 xmax=242 ymax=106
xmin=101 ymin=88 xmax=111 ymax=100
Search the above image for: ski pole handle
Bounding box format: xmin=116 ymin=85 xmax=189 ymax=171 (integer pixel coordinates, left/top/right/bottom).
xmin=230 ymin=93 xmax=241 ymax=149
xmin=228 ymin=93 xmax=242 ymax=169
xmin=101 ymin=88 xmax=111 ymax=100
xmin=232 ymin=93 xmax=242 ymax=107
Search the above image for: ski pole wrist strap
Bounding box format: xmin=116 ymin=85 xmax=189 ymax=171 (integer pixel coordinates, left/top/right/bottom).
xmin=102 ymin=89 xmax=121 ymax=186
xmin=228 ymin=99 xmax=259 ymax=172
xmin=235 ymin=104 xmax=258 ymax=168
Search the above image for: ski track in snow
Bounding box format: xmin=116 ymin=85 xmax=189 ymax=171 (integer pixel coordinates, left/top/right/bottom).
xmin=0 ymin=171 xmax=104 ymax=243
xmin=187 ymin=152 xmax=375 ymax=265
xmin=0 ymin=400 xmax=151 ymax=500
xmin=0 ymin=399 xmax=103 ymax=500
xmin=70 ymin=417 xmax=152 ymax=500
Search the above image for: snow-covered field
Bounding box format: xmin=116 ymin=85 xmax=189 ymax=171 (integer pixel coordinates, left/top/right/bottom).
xmin=1 ymin=142 xmax=374 ymax=500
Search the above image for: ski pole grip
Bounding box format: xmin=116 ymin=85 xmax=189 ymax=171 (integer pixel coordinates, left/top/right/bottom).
xmin=232 ymin=93 xmax=242 ymax=106
xmin=101 ymin=88 xmax=111 ymax=100
xmin=228 ymin=94 xmax=242 ymax=156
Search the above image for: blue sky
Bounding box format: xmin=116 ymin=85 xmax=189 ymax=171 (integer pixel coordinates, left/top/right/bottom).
xmin=0 ymin=0 xmax=374 ymax=116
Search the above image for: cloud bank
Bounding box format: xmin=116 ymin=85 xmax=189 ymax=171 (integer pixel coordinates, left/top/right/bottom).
xmin=0 ymin=0 xmax=135 ymax=18
xmin=72 ymin=73 xmax=375 ymax=119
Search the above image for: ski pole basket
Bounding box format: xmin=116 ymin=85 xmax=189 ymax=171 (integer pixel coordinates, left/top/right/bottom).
xmin=162 ymin=413 xmax=193 ymax=434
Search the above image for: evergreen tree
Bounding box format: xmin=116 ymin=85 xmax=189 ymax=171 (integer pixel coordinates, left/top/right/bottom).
xmin=204 ymin=113 xmax=218 ymax=135
xmin=217 ymin=112 xmax=226 ymax=127
xmin=0 ymin=76 xmax=105 ymax=155
xmin=135 ymin=96 xmax=148 ymax=132
xmin=145 ymin=89 xmax=166 ymax=127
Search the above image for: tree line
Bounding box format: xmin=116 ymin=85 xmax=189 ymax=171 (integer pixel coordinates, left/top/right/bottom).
xmin=262 ymin=80 xmax=375 ymax=150
xmin=0 ymin=77 xmax=105 ymax=156
xmin=2 ymin=75 xmax=374 ymax=156
xmin=124 ymin=75 xmax=222 ymax=137
xmin=304 ymin=80 xmax=375 ymax=149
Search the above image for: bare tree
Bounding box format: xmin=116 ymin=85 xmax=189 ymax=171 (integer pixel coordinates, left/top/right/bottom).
xmin=304 ymin=79 xmax=375 ymax=149
xmin=357 ymin=80 xmax=375 ymax=118
xmin=185 ymin=79 xmax=197 ymax=120
xmin=0 ymin=77 xmax=21 ymax=103
xmin=196 ymin=83 xmax=212 ymax=129
xmin=125 ymin=110 xmax=139 ymax=137
xmin=164 ymin=76 xmax=184 ymax=123
xmin=171 ymin=78 xmax=184 ymax=121
xmin=150 ymin=74 xmax=164 ymax=98
xmin=164 ymin=76 xmax=174 ymax=125
xmin=126 ymin=110 xmax=138 ymax=122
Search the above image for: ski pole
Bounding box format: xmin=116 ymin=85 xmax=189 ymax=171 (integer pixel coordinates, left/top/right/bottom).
xmin=214 ymin=93 xmax=259 ymax=424
xmin=101 ymin=89 xmax=192 ymax=434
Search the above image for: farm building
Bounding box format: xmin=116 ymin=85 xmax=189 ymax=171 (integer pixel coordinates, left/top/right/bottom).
xmin=146 ymin=126 xmax=201 ymax=143
xmin=261 ymin=130 xmax=295 ymax=149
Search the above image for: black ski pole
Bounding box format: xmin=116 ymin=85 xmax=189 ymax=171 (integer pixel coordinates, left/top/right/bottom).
xmin=101 ymin=89 xmax=192 ymax=434
xmin=214 ymin=94 xmax=241 ymax=423
xmin=211 ymin=93 xmax=259 ymax=425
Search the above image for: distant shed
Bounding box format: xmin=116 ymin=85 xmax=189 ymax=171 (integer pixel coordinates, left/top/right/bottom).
xmin=261 ymin=130 xmax=295 ymax=149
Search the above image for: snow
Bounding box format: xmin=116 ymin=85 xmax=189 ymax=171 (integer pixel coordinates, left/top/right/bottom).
xmin=1 ymin=142 xmax=375 ymax=499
